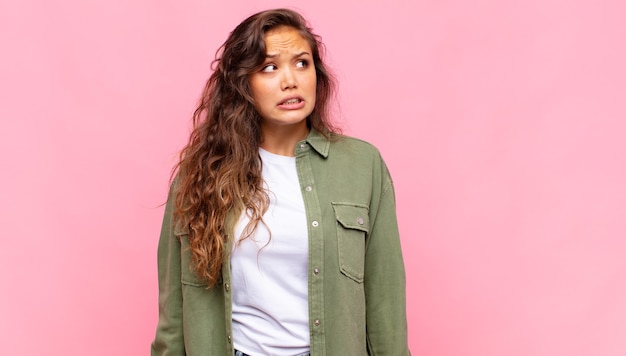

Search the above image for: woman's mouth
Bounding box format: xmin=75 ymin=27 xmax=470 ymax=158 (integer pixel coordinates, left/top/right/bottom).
xmin=281 ymin=98 xmax=301 ymax=105
xmin=278 ymin=97 xmax=305 ymax=109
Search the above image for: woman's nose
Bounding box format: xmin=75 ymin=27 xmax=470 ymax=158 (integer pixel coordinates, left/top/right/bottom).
xmin=281 ymin=68 xmax=297 ymax=90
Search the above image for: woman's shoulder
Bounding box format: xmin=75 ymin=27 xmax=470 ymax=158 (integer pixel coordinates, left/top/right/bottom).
xmin=328 ymin=132 xmax=383 ymax=158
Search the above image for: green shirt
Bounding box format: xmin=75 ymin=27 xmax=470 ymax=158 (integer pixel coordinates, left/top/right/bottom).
xmin=152 ymin=129 xmax=410 ymax=355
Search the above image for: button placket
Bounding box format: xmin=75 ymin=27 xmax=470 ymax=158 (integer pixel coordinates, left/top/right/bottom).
xmin=295 ymin=140 xmax=325 ymax=348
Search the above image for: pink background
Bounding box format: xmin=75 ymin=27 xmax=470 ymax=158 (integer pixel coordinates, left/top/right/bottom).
xmin=1 ymin=0 xmax=625 ymax=355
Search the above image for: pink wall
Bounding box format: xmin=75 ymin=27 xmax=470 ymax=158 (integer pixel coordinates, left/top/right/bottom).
xmin=1 ymin=0 xmax=625 ymax=355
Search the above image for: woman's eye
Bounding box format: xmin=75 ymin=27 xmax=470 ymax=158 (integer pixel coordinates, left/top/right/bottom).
xmin=296 ymin=60 xmax=309 ymax=68
xmin=261 ymin=64 xmax=278 ymax=72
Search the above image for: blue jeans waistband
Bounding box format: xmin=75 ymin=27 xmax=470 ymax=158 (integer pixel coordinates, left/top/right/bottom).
xmin=234 ymin=350 xmax=310 ymax=356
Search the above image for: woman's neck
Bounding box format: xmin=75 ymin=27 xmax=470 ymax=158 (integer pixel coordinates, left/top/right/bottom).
xmin=260 ymin=122 xmax=309 ymax=157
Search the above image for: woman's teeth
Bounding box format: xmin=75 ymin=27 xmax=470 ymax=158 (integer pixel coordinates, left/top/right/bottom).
xmin=283 ymin=99 xmax=301 ymax=104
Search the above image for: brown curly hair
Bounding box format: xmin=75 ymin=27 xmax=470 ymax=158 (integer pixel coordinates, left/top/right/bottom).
xmin=172 ymin=9 xmax=338 ymax=287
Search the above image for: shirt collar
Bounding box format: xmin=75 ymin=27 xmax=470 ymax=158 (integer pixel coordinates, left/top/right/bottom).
xmin=304 ymin=128 xmax=330 ymax=158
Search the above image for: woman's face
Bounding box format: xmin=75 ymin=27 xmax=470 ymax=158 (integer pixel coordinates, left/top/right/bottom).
xmin=249 ymin=26 xmax=317 ymax=131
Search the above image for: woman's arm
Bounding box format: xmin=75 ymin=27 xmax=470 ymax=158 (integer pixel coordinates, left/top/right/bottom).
xmin=364 ymin=162 xmax=411 ymax=356
xmin=151 ymin=184 xmax=185 ymax=355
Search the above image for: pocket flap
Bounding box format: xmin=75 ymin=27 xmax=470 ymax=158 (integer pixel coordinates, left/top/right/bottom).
xmin=332 ymin=202 xmax=370 ymax=233
xmin=173 ymin=222 xmax=190 ymax=237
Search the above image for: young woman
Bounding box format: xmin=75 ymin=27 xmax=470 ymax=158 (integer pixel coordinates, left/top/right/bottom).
xmin=152 ymin=8 xmax=410 ymax=356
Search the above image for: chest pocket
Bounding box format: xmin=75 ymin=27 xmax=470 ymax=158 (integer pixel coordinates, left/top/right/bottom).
xmin=174 ymin=225 xmax=209 ymax=288
xmin=332 ymin=202 xmax=370 ymax=283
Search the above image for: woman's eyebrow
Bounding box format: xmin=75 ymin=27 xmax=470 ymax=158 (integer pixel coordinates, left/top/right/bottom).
xmin=265 ymin=51 xmax=311 ymax=59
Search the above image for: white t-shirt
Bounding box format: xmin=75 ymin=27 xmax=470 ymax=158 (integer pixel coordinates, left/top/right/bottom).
xmin=230 ymin=148 xmax=310 ymax=356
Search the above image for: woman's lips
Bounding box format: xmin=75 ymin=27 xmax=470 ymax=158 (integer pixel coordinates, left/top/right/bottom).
xmin=277 ymin=97 xmax=305 ymax=109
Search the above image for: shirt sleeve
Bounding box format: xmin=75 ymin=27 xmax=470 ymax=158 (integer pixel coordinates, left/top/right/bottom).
xmin=364 ymin=158 xmax=411 ymax=356
xmin=151 ymin=183 xmax=186 ymax=355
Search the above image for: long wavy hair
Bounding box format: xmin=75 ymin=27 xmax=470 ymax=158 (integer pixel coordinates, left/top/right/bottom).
xmin=172 ymin=9 xmax=338 ymax=287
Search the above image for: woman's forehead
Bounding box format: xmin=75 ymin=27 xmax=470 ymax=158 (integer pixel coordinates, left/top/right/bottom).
xmin=264 ymin=26 xmax=311 ymax=56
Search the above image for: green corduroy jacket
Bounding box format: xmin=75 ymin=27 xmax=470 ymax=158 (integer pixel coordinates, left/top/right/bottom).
xmin=151 ymin=129 xmax=410 ymax=355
